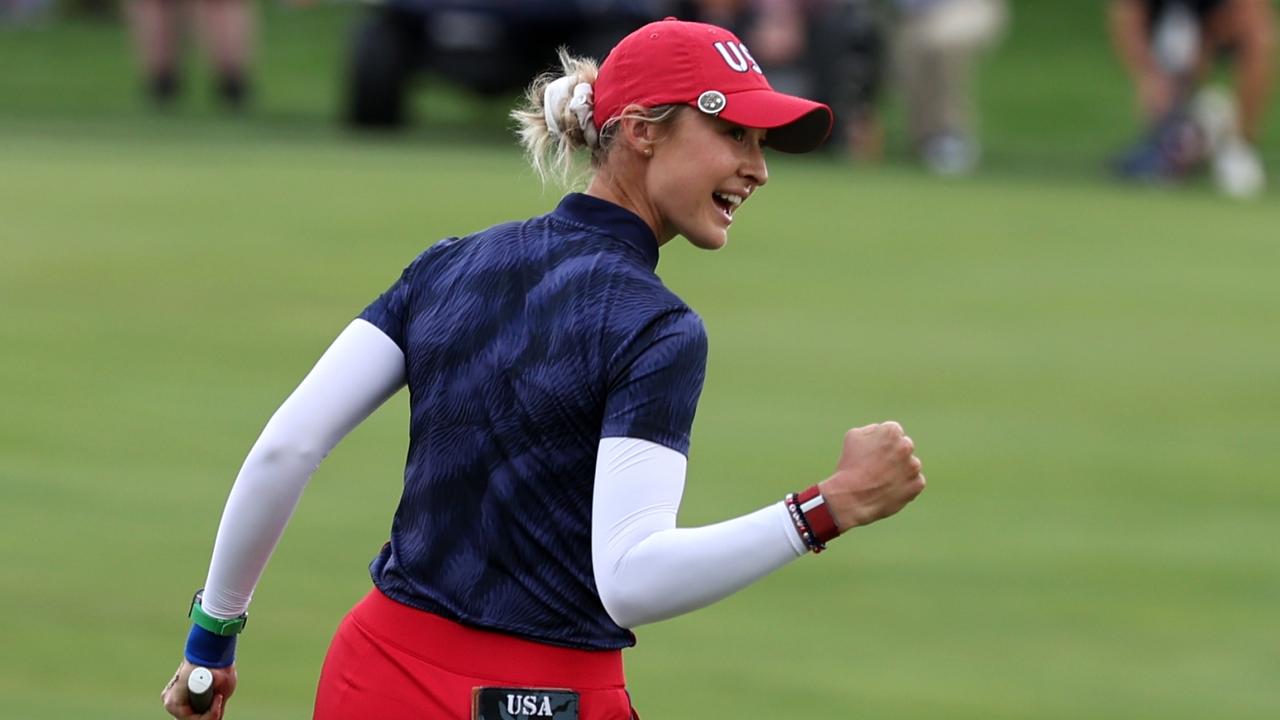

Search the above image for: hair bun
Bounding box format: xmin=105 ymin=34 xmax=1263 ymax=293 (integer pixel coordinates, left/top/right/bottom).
xmin=512 ymin=49 xmax=602 ymax=186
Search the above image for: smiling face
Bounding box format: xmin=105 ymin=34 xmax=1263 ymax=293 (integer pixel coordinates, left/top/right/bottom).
xmin=644 ymin=109 xmax=770 ymax=250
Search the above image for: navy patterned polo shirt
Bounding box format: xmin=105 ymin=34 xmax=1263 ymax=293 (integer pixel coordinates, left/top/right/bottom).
xmin=358 ymin=193 xmax=708 ymax=650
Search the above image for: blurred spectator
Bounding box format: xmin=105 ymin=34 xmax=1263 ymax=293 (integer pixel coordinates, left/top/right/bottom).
xmin=890 ymin=0 xmax=1008 ymax=175
xmin=1109 ymin=0 xmax=1275 ymax=197
xmin=685 ymin=0 xmax=888 ymax=161
xmin=125 ymin=0 xmax=255 ymax=110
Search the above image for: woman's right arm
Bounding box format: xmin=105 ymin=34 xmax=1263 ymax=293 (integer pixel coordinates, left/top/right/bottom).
xmin=201 ymin=318 xmax=405 ymax=617
xmin=162 ymin=318 xmax=405 ymax=720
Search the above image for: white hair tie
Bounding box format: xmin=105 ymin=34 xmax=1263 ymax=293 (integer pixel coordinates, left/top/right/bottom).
xmin=544 ymin=76 xmax=598 ymax=148
xmin=567 ymin=82 xmax=598 ymax=148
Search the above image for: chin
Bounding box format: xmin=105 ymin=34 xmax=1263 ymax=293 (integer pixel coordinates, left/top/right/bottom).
xmin=686 ymin=229 xmax=729 ymax=251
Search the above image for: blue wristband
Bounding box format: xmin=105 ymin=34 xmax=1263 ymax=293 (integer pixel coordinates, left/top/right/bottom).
xmin=185 ymin=624 xmax=237 ymax=668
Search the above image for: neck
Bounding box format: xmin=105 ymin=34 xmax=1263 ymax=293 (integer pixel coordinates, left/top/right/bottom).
xmin=585 ymin=169 xmax=674 ymax=247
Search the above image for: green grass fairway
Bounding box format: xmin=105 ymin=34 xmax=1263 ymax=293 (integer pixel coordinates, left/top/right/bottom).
xmin=2 ymin=4 xmax=1279 ymax=719
xmin=3 ymin=123 xmax=1278 ymax=720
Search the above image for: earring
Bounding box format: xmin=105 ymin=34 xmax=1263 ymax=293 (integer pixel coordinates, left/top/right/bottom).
xmin=643 ymin=148 xmax=652 ymax=157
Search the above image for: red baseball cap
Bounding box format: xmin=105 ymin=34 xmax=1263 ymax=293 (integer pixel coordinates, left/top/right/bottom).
xmin=593 ymin=18 xmax=834 ymax=154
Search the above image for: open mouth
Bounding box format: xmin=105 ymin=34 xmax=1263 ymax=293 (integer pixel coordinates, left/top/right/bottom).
xmin=712 ymin=191 xmax=744 ymax=222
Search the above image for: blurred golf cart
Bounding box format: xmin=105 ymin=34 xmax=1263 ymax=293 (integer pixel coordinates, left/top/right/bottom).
xmin=344 ymin=0 xmax=675 ymax=128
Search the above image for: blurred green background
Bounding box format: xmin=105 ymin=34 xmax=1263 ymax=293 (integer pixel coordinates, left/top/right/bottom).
xmin=1 ymin=2 xmax=1278 ymax=719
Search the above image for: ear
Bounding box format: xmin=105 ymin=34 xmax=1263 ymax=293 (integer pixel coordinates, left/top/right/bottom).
xmin=617 ymin=105 xmax=663 ymax=157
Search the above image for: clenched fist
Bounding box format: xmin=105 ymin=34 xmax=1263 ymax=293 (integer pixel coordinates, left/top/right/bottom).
xmin=818 ymin=421 xmax=925 ymax=533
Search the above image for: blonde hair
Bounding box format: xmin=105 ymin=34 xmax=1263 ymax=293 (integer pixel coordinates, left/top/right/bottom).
xmin=512 ymin=48 xmax=682 ymax=187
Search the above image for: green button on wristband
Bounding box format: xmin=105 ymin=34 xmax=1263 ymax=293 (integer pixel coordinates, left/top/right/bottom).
xmin=189 ymin=590 xmax=248 ymax=636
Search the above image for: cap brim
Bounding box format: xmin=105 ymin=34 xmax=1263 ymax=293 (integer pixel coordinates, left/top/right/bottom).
xmin=716 ymin=89 xmax=833 ymax=154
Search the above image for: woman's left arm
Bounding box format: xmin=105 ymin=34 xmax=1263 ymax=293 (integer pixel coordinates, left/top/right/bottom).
xmin=591 ymin=436 xmax=806 ymax=629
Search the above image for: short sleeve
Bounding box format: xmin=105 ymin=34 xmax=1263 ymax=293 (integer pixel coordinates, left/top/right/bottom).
xmin=601 ymin=309 xmax=708 ymax=456
xmin=358 ymin=251 xmax=426 ymax=351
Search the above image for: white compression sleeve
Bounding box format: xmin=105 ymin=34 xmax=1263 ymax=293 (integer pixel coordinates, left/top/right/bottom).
xmin=200 ymin=319 xmax=406 ymax=618
xmin=592 ymin=437 xmax=807 ymax=629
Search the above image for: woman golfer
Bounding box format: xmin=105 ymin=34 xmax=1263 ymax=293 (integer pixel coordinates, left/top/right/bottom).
xmin=162 ymin=17 xmax=925 ymax=720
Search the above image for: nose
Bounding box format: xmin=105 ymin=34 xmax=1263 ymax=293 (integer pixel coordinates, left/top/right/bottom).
xmin=742 ymin=142 xmax=768 ymax=188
